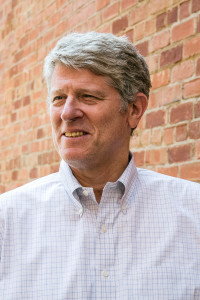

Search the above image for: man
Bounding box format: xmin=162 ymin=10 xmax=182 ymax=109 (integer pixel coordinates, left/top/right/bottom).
xmin=0 ymin=32 xmax=200 ymax=299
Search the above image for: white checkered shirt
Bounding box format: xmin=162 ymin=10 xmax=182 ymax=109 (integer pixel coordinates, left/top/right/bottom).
xmin=0 ymin=157 xmax=200 ymax=299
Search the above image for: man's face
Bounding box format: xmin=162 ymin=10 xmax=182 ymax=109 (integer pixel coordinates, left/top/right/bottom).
xmin=49 ymin=64 xmax=133 ymax=170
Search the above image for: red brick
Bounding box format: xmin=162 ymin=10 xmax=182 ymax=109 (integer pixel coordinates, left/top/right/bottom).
xmin=69 ymin=2 xmax=96 ymax=28
xmin=121 ymin=0 xmax=137 ymax=11
xmin=103 ymin=2 xmax=119 ymax=21
xmin=37 ymin=128 xmax=44 ymax=139
xmin=149 ymin=0 xmax=171 ymax=15
xmin=172 ymin=19 xmax=195 ymax=42
xmin=39 ymin=165 xmax=50 ymax=178
xmin=194 ymin=101 xmax=200 ymax=118
xmin=141 ymin=129 xmax=151 ymax=147
xmin=146 ymin=110 xmax=165 ymax=128
xmin=163 ymin=127 xmax=174 ymax=145
xmin=158 ymin=84 xmax=181 ymax=106
xmin=112 ymin=15 xmax=128 ymax=35
xmin=157 ymin=166 xmax=178 ymax=177
xmin=184 ymin=36 xmax=200 ymax=58
xmin=145 ymin=19 xmax=155 ymax=36
xmin=133 ymin=151 xmax=144 ymax=166
xmin=29 ymin=167 xmax=38 ymax=179
xmin=23 ymin=96 xmax=30 ymax=106
xmin=125 ymin=29 xmax=134 ymax=42
xmin=180 ymin=162 xmax=200 ymax=181
xmin=197 ymin=58 xmax=200 ymax=76
xmin=175 ymin=124 xmax=188 ymax=142
xmin=134 ymin=22 xmax=145 ymax=41
xmin=145 ymin=54 xmax=159 ymax=73
xmin=189 ymin=121 xmax=200 ymax=139
xmin=156 ymin=12 xmax=166 ymax=30
xmin=151 ymin=128 xmax=162 ymax=145
xmin=195 ymin=140 xmax=200 ymax=159
xmin=11 ymin=113 xmax=17 ymax=122
xmin=97 ymin=0 xmax=110 ymax=10
xmin=170 ymin=102 xmax=193 ymax=124
xmin=50 ymin=163 xmax=60 ymax=174
xmin=145 ymin=150 xmax=151 ymax=165
xmin=197 ymin=15 xmax=200 ymax=33
xmin=171 ymin=60 xmax=194 ymax=82
xmin=135 ymin=41 xmax=148 ymax=57
xmin=48 ymin=12 xmax=61 ymax=28
xmin=180 ymin=1 xmax=190 ymax=20
xmin=9 ymin=65 xmax=18 ymax=77
xmin=19 ymin=34 xmax=29 ymax=48
xmin=151 ymin=69 xmax=169 ymax=89
xmin=30 ymin=142 xmax=40 ymax=153
xmin=130 ymin=3 xmax=148 ymax=25
xmin=12 ymin=170 xmax=18 ymax=181
xmin=14 ymin=50 xmax=24 ymax=63
xmin=12 ymin=0 xmax=18 ymax=8
xmin=129 ymin=134 xmax=140 ymax=149
xmin=169 ymin=144 xmax=191 ymax=163
xmin=160 ymin=45 xmax=183 ymax=67
xmin=148 ymin=92 xmax=157 ymax=109
xmin=192 ymin=0 xmax=200 ymax=12
xmin=150 ymin=30 xmax=170 ymax=52
xmin=55 ymin=20 xmax=69 ymax=36
xmin=148 ymin=148 xmax=167 ymax=165
xmin=167 ymin=6 xmax=178 ymax=25
xmin=0 ymin=185 xmax=5 ymax=194
xmin=22 ymin=144 xmax=29 ymax=153
xmin=98 ymin=23 xmax=111 ymax=33
xmin=38 ymin=151 xmax=55 ymax=165
xmin=184 ymin=78 xmax=200 ymax=98
xmin=14 ymin=99 xmax=21 ymax=110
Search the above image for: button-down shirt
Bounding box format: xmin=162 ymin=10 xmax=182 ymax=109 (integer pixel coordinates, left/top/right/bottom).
xmin=0 ymin=157 xmax=200 ymax=299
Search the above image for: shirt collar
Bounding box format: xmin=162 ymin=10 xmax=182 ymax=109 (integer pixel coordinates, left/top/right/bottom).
xmin=59 ymin=160 xmax=83 ymax=208
xmin=59 ymin=153 xmax=138 ymax=206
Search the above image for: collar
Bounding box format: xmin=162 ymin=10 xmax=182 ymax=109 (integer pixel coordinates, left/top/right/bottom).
xmin=59 ymin=153 xmax=138 ymax=208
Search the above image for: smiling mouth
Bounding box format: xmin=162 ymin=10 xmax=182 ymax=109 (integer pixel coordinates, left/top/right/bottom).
xmin=64 ymin=131 xmax=87 ymax=138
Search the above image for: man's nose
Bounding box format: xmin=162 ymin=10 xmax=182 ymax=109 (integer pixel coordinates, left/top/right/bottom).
xmin=61 ymin=96 xmax=83 ymax=121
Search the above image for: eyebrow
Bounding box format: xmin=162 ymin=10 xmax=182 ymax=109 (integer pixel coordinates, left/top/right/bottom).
xmin=51 ymin=88 xmax=106 ymax=99
xmin=78 ymin=88 xmax=106 ymax=98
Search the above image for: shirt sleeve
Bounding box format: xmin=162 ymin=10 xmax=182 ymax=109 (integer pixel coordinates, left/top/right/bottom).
xmin=0 ymin=204 xmax=5 ymax=262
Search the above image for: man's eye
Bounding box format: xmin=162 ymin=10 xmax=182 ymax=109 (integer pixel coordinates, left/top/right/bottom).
xmin=83 ymin=94 xmax=94 ymax=98
xmin=52 ymin=96 xmax=64 ymax=102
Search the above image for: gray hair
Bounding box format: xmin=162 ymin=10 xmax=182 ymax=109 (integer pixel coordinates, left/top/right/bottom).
xmin=43 ymin=31 xmax=151 ymax=111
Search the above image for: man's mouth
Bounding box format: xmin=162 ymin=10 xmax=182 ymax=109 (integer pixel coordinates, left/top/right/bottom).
xmin=64 ymin=131 xmax=87 ymax=138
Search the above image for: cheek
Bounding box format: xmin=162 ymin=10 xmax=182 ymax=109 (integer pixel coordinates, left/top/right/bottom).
xmin=50 ymin=110 xmax=61 ymax=129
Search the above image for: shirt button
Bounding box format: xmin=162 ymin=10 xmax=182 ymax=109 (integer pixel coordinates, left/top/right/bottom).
xmin=82 ymin=189 xmax=89 ymax=196
xmin=102 ymin=270 xmax=109 ymax=278
xmin=121 ymin=204 xmax=127 ymax=214
xmin=101 ymin=225 xmax=107 ymax=233
xmin=78 ymin=208 xmax=83 ymax=216
xmin=121 ymin=204 xmax=126 ymax=210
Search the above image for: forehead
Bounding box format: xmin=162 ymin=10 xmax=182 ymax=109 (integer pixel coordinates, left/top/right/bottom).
xmin=50 ymin=63 xmax=114 ymax=92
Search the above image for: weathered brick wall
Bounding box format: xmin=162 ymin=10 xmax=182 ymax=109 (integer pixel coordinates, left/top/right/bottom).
xmin=0 ymin=0 xmax=199 ymax=193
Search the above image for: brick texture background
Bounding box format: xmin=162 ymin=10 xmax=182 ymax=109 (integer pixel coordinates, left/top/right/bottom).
xmin=0 ymin=0 xmax=200 ymax=193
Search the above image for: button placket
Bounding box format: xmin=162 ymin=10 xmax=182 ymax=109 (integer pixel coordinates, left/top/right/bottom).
xmin=102 ymin=270 xmax=109 ymax=278
xmin=101 ymin=225 xmax=107 ymax=233
xmin=82 ymin=189 xmax=89 ymax=197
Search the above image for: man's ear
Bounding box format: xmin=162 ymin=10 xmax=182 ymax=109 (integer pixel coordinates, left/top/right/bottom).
xmin=128 ymin=92 xmax=148 ymax=129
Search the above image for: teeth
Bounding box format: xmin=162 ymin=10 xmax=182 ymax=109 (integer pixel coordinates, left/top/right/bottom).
xmin=65 ymin=131 xmax=86 ymax=137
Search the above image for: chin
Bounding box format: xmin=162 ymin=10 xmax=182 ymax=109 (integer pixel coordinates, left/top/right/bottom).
xmin=60 ymin=150 xmax=96 ymax=170
xmin=60 ymin=149 xmax=86 ymax=163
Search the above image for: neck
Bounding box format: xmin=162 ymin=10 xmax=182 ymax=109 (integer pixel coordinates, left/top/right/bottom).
xmin=69 ymin=153 xmax=130 ymax=203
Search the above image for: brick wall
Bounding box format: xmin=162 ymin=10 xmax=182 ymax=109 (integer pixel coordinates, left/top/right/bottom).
xmin=0 ymin=0 xmax=200 ymax=193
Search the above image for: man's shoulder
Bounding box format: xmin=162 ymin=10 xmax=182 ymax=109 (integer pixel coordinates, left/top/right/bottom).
xmin=0 ymin=172 xmax=60 ymax=205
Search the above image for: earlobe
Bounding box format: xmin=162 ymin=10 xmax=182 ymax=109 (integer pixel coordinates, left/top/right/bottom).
xmin=128 ymin=92 xmax=148 ymax=129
